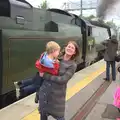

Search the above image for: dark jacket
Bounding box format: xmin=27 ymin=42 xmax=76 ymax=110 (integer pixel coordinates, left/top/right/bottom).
xmin=39 ymin=58 xmax=77 ymax=118
xmin=103 ymin=37 xmax=118 ymax=61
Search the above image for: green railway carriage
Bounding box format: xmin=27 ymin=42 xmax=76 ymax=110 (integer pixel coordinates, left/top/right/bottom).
xmin=0 ymin=0 xmax=83 ymax=108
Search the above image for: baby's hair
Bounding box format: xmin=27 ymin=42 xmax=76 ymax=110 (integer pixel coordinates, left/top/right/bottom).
xmin=46 ymin=41 xmax=60 ymax=54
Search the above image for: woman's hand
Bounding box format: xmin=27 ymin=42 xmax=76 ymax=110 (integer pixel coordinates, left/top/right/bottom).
xmin=56 ymin=59 xmax=59 ymax=63
xmin=39 ymin=72 xmax=44 ymax=77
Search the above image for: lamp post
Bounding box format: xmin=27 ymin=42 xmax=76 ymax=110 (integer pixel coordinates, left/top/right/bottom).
xmin=80 ymin=0 xmax=83 ymax=16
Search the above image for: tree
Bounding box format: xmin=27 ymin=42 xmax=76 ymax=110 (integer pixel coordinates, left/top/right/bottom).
xmin=79 ymin=15 xmax=96 ymax=21
xmin=106 ymin=21 xmax=117 ymax=33
xmin=86 ymin=15 xmax=96 ymax=20
xmin=98 ymin=18 xmax=105 ymax=24
xmin=38 ymin=0 xmax=48 ymax=9
xmin=106 ymin=21 xmax=116 ymax=28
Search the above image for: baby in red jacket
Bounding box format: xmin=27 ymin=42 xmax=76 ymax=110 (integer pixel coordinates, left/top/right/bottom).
xmin=34 ymin=41 xmax=60 ymax=103
xmin=35 ymin=41 xmax=60 ymax=75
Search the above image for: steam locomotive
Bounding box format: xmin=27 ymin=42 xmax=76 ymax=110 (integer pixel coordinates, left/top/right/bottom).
xmin=0 ymin=0 xmax=116 ymax=108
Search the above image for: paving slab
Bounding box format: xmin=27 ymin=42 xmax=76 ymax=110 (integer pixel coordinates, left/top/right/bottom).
xmin=85 ymin=74 xmax=120 ymax=120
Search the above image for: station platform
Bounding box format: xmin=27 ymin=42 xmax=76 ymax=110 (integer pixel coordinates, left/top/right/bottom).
xmin=85 ymin=79 xmax=120 ymax=120
xmin=0 ymin=59 xmax=120 ymax=120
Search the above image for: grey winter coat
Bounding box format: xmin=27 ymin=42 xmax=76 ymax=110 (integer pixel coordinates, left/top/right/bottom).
xmin=103 ymin=38 xmax=118 ymax=61
xmin=39 ymin=58 xmax=77 ymax=118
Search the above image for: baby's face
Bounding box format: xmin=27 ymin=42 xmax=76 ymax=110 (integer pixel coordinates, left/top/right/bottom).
xmin=52 ymin=49 xmax=60 ymax=58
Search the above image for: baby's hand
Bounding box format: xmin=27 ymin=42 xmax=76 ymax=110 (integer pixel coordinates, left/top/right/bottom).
xmin=55 ymin=59 xmax=59 ymax=63
xmin=39 ymin=72 xmax=44 ymax=77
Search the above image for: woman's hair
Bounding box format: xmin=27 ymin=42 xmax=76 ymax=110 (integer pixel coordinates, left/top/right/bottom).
xmin=59 ymin=40 xmax=80 ymax=61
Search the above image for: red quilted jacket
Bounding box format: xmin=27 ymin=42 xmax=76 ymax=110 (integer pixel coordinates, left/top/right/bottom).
xmin=35 ymin=53 xmax=59 ymax=75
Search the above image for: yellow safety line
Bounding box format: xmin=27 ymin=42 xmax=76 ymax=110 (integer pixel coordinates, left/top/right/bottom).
xmin=22 ymin=65 xmax=105 ymax=120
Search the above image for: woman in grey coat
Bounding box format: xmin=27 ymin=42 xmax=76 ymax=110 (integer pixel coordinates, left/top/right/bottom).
xmin=39 ymin=41 xmax=80 ymax=120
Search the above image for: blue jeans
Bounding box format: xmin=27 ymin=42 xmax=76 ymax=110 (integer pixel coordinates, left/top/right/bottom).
xmin=20 ymin=72 xmax=44 ymax=95
xmin=40 ymin=113 xmax=65 ymax=120
xmin=21 ymin=78 xmax=36 ymax=95
xmin=106 ymin=61 xmax=116 ymax=80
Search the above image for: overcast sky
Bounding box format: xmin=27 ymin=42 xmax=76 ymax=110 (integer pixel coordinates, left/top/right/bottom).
xmin=26 ymin=0 xmax=120 ymax=26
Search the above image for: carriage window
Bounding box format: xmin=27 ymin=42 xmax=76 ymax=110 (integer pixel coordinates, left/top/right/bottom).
xmin=88 ymin=26 xmax=92 ymax=36
xmin=71 ymin=18 xmax=81 ymax=26
xmin=71 ymin=18 xmax=75 ymax=25
xmin=76 ymin=18 xmax=81 ymax=26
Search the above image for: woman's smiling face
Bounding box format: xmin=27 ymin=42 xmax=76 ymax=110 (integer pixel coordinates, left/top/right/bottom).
xmin=65 ymin=43 xmax=76 ymax=57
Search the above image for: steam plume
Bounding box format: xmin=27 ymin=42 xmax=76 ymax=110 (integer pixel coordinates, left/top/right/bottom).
xmin=97 ymin=0 xmax=119 ymax=19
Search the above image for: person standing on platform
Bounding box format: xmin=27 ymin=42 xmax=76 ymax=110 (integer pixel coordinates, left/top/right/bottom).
xmin=103 ymin=35 xmax=118 ymax=81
